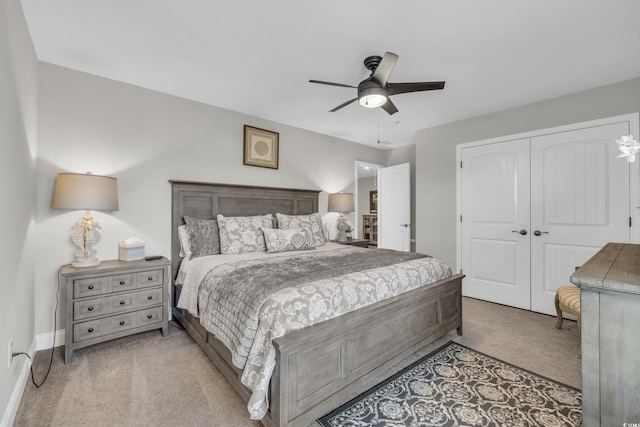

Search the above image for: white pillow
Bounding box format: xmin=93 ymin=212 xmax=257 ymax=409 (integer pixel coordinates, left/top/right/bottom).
xmin=217 ymin=214 xmax=274 ymax=254
xmin=276 ymin=212 xmax=326 ymax=247
xmin=261 ymin=227 xmax=315 ymax=253
xmin=177 ymin=224 xmax=191 ymax=258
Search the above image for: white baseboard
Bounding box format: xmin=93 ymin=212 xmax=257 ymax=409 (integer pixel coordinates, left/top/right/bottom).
xmin=0 ymin=329 xmax=64 ymax=427
xmin=35 ymin=329 xmax=65 ymax=351
xmin=0 ymin=339 xmax=35 ymax=427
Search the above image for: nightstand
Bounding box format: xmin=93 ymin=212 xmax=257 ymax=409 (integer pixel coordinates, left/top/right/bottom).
xmin=332 ymin=239 xmax=370 ymax=248
xmin=61 ymin=257 xmax=170 ymax=363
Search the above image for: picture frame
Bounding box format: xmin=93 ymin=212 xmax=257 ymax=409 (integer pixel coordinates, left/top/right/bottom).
xmin=243 ymin=125 xmax=279 ymax=169
xmin=369 ymin=190 xmax=378 ymax=213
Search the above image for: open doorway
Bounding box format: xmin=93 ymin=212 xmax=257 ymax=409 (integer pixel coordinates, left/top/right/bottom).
xmin=354 ymin=161 xmax=383 ymax=246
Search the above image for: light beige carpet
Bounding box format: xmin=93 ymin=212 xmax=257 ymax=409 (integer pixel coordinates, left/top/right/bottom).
xmin=14 ymin=297 xmax=581 ymax=427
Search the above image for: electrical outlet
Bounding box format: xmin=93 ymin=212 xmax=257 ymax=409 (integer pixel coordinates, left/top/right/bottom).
xmin=7 ymin=338 xmax=13 ymax=368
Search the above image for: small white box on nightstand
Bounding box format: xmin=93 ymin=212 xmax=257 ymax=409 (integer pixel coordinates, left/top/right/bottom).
xmin=119 ymin=238 xmax=145 ymax=261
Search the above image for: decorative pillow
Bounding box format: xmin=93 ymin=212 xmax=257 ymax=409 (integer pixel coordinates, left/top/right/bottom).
xmin=217 ymin=214 xmax=274 ymax=254
xmin=276 ymin=212 xmax=326 ymax=247
xmin=184 ymin=216 xmax=221 ymax=258
xmin=261 ymin=227 xmax=315 ymax=253
xmin=177 ymin=224 xmax=192 ymax=258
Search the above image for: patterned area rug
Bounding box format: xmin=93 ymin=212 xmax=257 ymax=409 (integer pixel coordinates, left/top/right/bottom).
xmin=318 ymin=341 xmax=581 ymax=427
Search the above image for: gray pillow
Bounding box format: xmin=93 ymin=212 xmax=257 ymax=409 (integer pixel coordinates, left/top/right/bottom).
xmin=217 ymin=214 xmax=274 ymax=254
xmin=276 ymin=212 xmax=326 ymax=247
xmin=261 ymin=227 xmax=315 ymax=253
xmin=183 ymin=216 xmax=221 ymax=258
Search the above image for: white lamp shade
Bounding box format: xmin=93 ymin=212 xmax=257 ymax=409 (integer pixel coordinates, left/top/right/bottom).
xmin=52 ymin=172 xmax=119 ymax=211
xmin=328 ymin=193 xmax=354 ymax=213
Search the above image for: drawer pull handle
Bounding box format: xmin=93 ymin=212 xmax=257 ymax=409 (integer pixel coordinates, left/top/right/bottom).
xmin=88 ymin=285 xmax=94 ymax=290
xmin=119 ymin=280 xmax=125 ymax=285
xmin=120 ymin=301 xmax=125 ymax=305
xmin=147 ymin=276 xmax=153 ymax=281
xmin=147 ymin=314 xmax=153 ymax=319
xmin=88 ymin=328 xmax=94 ymax=333
xmin=119 ymin=321 xmax=125 ymax=326
xmin=88 ymin=306 xmax=94 ymax=311
xmin=147 ymin=296 xmax=153 ymax=300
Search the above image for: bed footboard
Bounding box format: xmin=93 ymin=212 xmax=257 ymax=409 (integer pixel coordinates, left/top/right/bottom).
xmin=270 ymin=273 xmax=463 ymax=427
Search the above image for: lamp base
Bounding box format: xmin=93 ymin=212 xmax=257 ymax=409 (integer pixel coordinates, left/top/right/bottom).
xmin=336 ymin=213 xmax=349 ymax=242
xmin=70 ymin=210 xmax=102 ymax=268
xmin=72 ymin=256 xmax=100 ymax=268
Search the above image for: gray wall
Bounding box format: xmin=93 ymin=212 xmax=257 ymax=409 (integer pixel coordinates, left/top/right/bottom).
xmin=35 ymin=63 xmax=388 ymax=336
xmin=0 ymin=0 xmax=38 ymax=422
xmin=415 ymin=77 xmax=640 ymax=267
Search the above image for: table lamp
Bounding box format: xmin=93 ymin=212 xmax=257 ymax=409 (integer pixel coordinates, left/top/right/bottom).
xmin=52 ymin=172 xmax=119 ymax=267
xmin=328 ymin=193 xmax=354 ymax=241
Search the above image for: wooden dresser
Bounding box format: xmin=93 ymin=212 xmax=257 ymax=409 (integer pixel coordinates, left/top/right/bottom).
xmin=61 ymin=257 xmax=170 ymax=363
xmin=570 ymin=243 xmax=640 ymax=426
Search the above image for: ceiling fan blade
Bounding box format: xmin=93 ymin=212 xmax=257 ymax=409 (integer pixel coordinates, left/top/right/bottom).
xmin=388 ymin=81 xmax=445 ymax=96
xmin=330 ymin=98 xmax=358 ymax=112
xmin=380 ymin=98 xmax=399 ymax=115
xmin=371 ymin=52 xmax=398 ymax=86
xmin=309 ymin=80 xmax=356 ymax=89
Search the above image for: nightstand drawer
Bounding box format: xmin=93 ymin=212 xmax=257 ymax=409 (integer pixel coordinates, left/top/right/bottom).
xmin=74 ymin=277 xmax=107 ymax=298
xmin=110 ymin=273 xmax=136 ymax=292
xmin=74 ymin=319 xmax=104 ymax=342
xmin=139 ymin=269 xmax=163 ymax=288
xmin=136 ymin=306 xmax=162 ymax=327
xmin=74 ymin=298 xmax=106 ymax=321
xmin=103 ymin=312 xmax=135 ymax=334
xmin=135 ymin=288 xmax=162 ymax=308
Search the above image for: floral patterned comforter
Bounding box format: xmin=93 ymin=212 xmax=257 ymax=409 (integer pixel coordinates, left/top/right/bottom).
xmin=177 ymin=244 xmax=452 ymax=420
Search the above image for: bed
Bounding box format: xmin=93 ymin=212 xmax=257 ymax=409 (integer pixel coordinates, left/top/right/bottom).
xmin=169 ymin=180 xmax=463 ymax=427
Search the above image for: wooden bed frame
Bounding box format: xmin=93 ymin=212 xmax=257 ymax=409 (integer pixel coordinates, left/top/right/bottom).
xmin=169 ymin=180 xmax=463 ymax=427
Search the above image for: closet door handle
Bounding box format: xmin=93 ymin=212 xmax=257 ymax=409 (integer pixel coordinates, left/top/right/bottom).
xmin=512 ymin=230 xmax=527 ymax=236
xmin=533 ymin=230 xmax=549 ymax=236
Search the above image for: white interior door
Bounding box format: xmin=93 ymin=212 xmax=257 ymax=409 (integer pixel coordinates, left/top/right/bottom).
xmin=530 ymin=122 xmax=631 ymax=315
xmin=378 ymin=162 xmax=410 ymax=251
xmin=460 ymin=139 xmax=531 ymax=310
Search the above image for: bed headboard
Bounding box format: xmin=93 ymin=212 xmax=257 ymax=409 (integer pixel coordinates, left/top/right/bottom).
xmin=169 ymin=180 xmax=321 ymax=284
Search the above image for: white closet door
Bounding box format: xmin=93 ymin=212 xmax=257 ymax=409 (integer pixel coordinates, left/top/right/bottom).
xmin=530 ymin=122 xmax=631 ymax=315
xmin=460 ymin=138 xmax=531 ymax=310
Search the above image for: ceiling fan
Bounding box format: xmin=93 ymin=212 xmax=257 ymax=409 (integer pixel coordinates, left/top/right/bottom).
xmin=309 ymin=52 xmax=445 ymax=115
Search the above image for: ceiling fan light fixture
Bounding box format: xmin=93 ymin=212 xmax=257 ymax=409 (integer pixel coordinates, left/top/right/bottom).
xmin=358 ymin=86 xmax=388 ymax=108
xmin=359 ymin=93 xmax=387 ymax=108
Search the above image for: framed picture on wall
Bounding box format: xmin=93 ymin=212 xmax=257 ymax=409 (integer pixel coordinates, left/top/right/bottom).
xmin=243 ymin=125 xmax=279 ymax=169
xmin=370 ymin=190 xmax=378 ymax=213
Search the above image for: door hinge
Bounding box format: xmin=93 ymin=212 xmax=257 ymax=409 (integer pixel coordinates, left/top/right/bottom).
xmin=460 ymin=215 xmax=463 ymax=222
xmin=460 ymin=161 xmax=463 ymax=169
xmin=630 ymin=217 xmax=632 ymax=227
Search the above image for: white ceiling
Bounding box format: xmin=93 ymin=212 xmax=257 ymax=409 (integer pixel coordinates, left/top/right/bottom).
xmin=20 ymin=0 xmax=640 ymax=149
